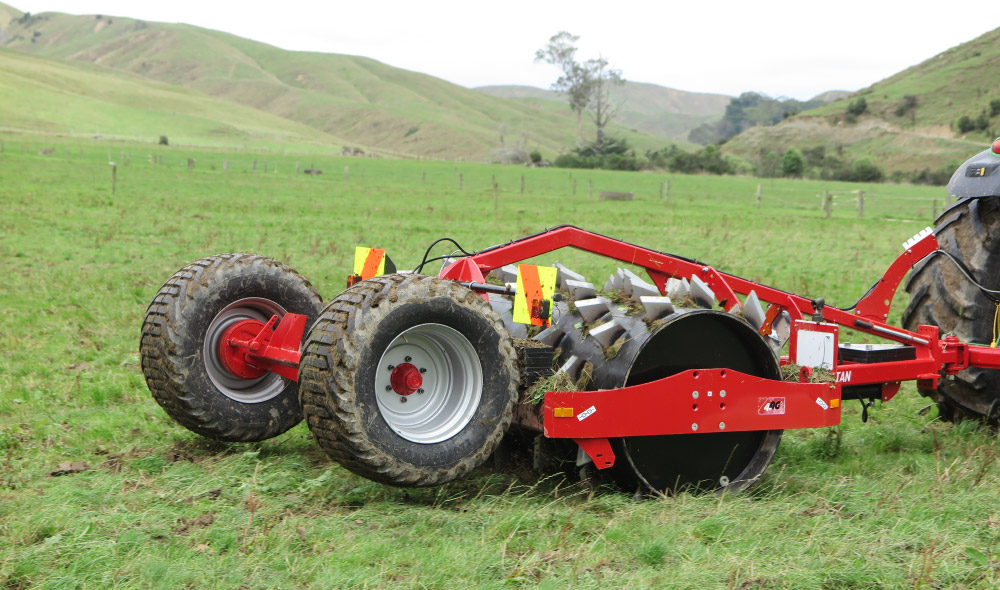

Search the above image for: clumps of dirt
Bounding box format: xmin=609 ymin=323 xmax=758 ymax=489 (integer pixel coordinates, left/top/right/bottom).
xmin=603 ymin=335 xmax=631 ymax=359
xmin=674 ymin=294 xmax=699 ymax=308
xmin=576 ymin=362 xmax=594 ymax=391
xmin=602 ymin=288 xmax=643 ymax=317
xmin=173 ymin=513 xmax=215 ymax=535
xmin=781 ymin=363 xmax=836 ymax=383
xmin=513 ymin=337 xmax=547 ymax=349
xmin=526 ymin=371 xmax=578 ymax=405
xmin=50 ymin=461 xmax=89 ymax=476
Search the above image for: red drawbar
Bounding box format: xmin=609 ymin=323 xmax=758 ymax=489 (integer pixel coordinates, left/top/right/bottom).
xmin=219 ymin=313 xmax=308 ymax=382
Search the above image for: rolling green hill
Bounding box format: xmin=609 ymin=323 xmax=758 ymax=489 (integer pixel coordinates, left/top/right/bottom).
xmin=722 ymin=28 xmax=1000 ymax=176
xmin=0 ymin=47 xmax=351 ymax=149
xmin=476 ymin=82 xmax=730 ymax=143
xmin=0 ymin=4 xmax=674 ymax=159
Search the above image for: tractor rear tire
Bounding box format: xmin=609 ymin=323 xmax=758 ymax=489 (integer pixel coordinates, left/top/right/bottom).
xmin=140 ymin=254 xmax=324 ymax=441
xmin=902 ymin=197 xmax=1000 ymax=423
xmin=299 ymin=274 xmax=518 ymax=487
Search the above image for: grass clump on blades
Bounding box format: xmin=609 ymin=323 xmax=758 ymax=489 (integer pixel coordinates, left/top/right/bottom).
xmin=1 ymin=134 xmax=999 ymax=588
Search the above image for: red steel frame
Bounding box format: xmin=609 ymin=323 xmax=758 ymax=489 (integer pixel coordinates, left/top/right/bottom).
xmin=233 ymin=225 xmax=1000 ymax=469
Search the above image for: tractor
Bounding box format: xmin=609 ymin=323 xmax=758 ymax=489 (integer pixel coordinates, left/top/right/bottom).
xmin=139 ymin=140 xmax=1000 ymax=495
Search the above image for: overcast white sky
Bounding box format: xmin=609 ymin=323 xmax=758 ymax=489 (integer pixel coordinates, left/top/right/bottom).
xmin=9 ymin=1 xmax=999 ymax=100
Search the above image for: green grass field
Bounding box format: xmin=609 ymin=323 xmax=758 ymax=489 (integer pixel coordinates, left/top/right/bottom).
xmin=2 ymin=135 xmax=998 ymax=589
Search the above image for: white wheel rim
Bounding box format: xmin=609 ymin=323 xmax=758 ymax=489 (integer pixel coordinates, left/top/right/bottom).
xmin=203 ymin=297 xmax=287 ymax=404
xmin=374 ymin=323 xmax=483 ymax=444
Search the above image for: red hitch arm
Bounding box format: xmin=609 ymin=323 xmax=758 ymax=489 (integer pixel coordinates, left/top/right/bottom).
xmin=220 ymin=313 xmax=309 ymax=382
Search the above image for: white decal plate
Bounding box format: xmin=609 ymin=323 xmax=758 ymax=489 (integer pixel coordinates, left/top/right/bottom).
xmin=758 ymin=397 xmax=786 ymax=415
xmin=577 ymin=405 xmax=597 ymax=421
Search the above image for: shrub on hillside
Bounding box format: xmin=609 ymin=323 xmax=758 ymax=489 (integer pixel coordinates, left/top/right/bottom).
xmin=849 ymin=157 xmax=883 ymax=182
xmin=158 ymin=135 xmax=169 ymax=146
xmin=781 ymin=147 xmax=804 ymax=177
xmin=551 ymin=136 xmax=640 ymax=171
xmin=847 ymin=97 xmax=867 ymax=116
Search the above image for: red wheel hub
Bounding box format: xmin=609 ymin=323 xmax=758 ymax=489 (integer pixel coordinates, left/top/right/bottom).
xmin=390 ymin=363 xmax=423 ymax=396
xmin=219 ymin=319 xmax=269 ymax=379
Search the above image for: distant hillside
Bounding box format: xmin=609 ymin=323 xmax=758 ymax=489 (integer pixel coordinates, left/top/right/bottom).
xmin=722 ymin=29 xmax=1000 ymax=176
xmin=0 ymin=4 xmax=675 ymax=159
xmin=476 ymin=82 xmax=730 ymax=143
xmin=0 ymin=48 xmax=346 ymax=149
xmin=809 ymin=90 xmax=851 ymax=103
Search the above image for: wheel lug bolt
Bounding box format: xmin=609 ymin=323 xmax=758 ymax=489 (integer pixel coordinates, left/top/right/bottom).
xmin=404 ymin=356 xmax=412 ymax=362
xmin=400 ymin=397 xmax=407 ymax=403
xmin=417 ymin=389 xmax=424 ymax=394
xmin=385 ymin=385 xmax=392 ymax=391
xmin=419 ymin=368 xmax=426 ymax=373
xmin=387 ymin=365 xmax=395 ymax=371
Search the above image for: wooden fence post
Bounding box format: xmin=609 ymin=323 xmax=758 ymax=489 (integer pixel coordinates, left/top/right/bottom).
xmin=823 ymin=191 xmax=833 ymax=219
xmin=494 ymin=181 xmax=499 ymax=210
xmin=932 ymin=199 xmax=938 ymax=219
xmin=755 ymin=184 xmax=762 ymax=208
xmin=110 ymin=162 xmax=117 ymax=195
xmin=520 ymin=175 xmax=525 ymax=195
xmin=664 ymin=180 xmax=669 ymax=203
xmin=459 ymin=172 xmax=463 ymax=190
xmin=344 ymin=166 xmax=350 ymax=181
xmin=252 ymin=159 xmax=258 ymax=174
xmin=858 ymin=191 xmax=864 ymax=219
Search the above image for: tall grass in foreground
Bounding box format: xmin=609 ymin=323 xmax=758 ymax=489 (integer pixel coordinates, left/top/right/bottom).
xmin=1 ymin=136 xmax=997 ymax=589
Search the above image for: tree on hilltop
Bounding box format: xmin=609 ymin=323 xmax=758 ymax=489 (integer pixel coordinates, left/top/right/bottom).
xmin=535 ymin=32 xmax=624 ymax=153
xmin=535 ymin=32 xmax=593 ymax=144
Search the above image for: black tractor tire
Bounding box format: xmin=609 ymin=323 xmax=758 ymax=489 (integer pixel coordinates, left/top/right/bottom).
xmin=902 ymin=197 xmax=1000 ymax=423
xmin=140 ymin=254 xmax=324 ymax=441
xmin=299 ymin=274 xmax=519 ymax=487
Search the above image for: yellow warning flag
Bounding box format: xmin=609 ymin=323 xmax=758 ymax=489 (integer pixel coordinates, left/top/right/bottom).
xmin=353 ymin=247 xmax=386 ymax=279
xmin=512 ymin=264 xmax=558 ymax=326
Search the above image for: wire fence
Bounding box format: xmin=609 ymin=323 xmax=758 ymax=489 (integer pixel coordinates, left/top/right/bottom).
xmin=2 ymin=139 xmax=953 ymax=222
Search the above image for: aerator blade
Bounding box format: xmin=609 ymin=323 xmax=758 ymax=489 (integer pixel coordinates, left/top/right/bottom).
xmin=565 ymin=279 xmax=597 ymax=301
xmin=589 ymin=319 xmax=625 ymax=348
xmin=554 ymin=263 xmax=585 ymax=289
xmin=557 ymin=355 xmax=583 ymax=380
xmin=575 ymin=297 xmax=612 ymax=323
xmin=629 ymin=278 xmax=660 ymax=299
xmin=743 ymin=291 xmax=765 ymax=330
xmin=639 ymin=296 xmax=674 ymax=322
xmin=533 ymin=325 xmax=564 ymax=347
xmin=689 ymin=275 xmax=716 ymax=308
xmin=666 ymin=277 xmax=689 ymax=299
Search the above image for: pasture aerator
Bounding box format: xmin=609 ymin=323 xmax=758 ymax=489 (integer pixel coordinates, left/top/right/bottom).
xmin=140 ymin=141 xmax=1000 ymax=495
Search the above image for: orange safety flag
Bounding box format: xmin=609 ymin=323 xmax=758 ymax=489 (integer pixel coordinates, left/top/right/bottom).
xmin=512 ymin=264 xmax=558 ymax=326
xmin=353 ymin=247 xmax=387 ymax=280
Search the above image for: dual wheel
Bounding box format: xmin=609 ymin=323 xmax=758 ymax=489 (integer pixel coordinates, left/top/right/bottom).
xmin=140 ymin=255 xmax=782 ymax=491
xmin=141 ymin=258 xmax=517 ymax=486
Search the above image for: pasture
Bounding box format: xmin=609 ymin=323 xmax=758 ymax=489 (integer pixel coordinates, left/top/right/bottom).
xmin=1 ymin=135 xmax=997 ymax=589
